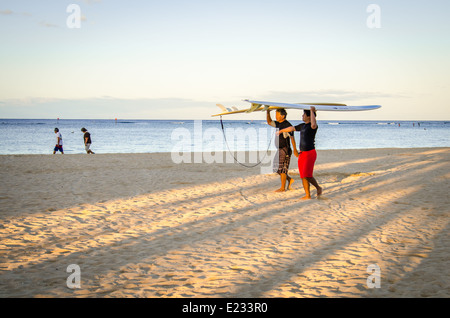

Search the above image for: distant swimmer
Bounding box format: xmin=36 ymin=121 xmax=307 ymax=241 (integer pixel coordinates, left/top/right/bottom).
xmin=53 ymin=128 xmax=64 ymax=154
xmin=277 ymin=106 xmax=322 ymax=200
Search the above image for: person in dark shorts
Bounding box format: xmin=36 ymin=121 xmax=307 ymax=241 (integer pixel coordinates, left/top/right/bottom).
xmin=267 ymin=108 xmax=297 ymax=192
xmin=81 ymin=128 xmax=95 ymax=154
xmin=53 ymin=128 xmax=64 ymax=154
xmin=277 ymin=106 xmax=322 ymax=199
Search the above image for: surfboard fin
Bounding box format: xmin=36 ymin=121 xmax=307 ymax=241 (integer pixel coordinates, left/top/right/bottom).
xmin=246 ymin=103 xmax=262 ymax=113
xmin=216 ymin=104 xmax=232 ymax=112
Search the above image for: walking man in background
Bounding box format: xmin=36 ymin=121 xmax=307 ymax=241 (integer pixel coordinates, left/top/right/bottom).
xmin=53 ymin=128 xmax=64 ymax=154
xmin=81 ymin=128 xmax=95 ymax=154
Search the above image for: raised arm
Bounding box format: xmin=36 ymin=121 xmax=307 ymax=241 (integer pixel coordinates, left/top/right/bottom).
xmin=266 ymin=110 xmax=274 ymax=127
xmin=310 ymin=106 xmax=318 ymax=129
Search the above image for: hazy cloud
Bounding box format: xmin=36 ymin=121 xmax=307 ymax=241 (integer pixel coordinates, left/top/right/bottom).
xmin=77 ymin=0 xmax=102 ymax=4
xmin=0 ymin=9 xmax=32 ymax=17
xmin=261 ymin=90 xmax=407 ymax=103
xmin=0 ymin=97 xmax=213 ymax=119
xmin=39 ymin=21 xmax=59 ymax=28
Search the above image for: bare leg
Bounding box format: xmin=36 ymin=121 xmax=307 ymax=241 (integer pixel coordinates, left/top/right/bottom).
xmin=276 ymin=173 xmax=287 ymax=192
xmin=306 ymin=177 xmax=322 ymax=196
xmin=300 ymin=178 xmax=311 ymax=199
xmin=287 ymin=175 xmax=295 ymax=190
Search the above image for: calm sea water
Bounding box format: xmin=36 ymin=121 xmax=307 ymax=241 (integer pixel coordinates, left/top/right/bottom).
xmin=0 ymin=119 xmax=449 ymax=155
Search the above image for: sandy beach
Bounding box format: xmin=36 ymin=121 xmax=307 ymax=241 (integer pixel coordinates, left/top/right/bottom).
xmin=0 ymin=147 xmax=449 ymax=298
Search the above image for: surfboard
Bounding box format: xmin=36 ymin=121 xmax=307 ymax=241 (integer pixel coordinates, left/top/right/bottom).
xmin=212 ymin=99 xmax=381 ymax=117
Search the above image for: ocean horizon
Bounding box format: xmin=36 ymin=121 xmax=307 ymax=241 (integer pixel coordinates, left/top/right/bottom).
xmin=1 ymin=118 xmax=449 ymax=155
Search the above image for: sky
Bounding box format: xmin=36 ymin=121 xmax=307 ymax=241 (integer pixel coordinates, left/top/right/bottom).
xmin=0 ymin=0 xmax=449 ymax=120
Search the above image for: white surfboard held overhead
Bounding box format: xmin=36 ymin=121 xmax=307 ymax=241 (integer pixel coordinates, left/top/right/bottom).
xmin=212 ymin=99 xmax=381 ymax=117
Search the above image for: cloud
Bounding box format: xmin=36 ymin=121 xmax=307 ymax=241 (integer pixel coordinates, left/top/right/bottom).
xmin=77 ymin=0 xmax=102 ymax=4
xmin=261 ymin=90 xmax=408 ymax=103
xmin=0 ymin=9 xmax=13 ymax=15
xmin=0 ymin=9 xmax=32 ymax=17
xmin=0 ymin=97 xmax=214 ymax=119
xmin=39 ymin=21 xmax=59 ymax=28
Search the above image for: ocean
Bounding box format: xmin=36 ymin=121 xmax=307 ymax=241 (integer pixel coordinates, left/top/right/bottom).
xmin=0 ymin=119 xmax=449 ymax=155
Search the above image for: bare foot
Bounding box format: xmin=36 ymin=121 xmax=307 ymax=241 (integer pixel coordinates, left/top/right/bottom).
xmin=275 ymin=188 xmax=286 ymax=192
xmin=287 ymin=178 xmax=295 ymax=190
xmin=317 ymin=186 xmax=323 ymax=196
xmin=300 ymin=195 xmax=311 ymax=200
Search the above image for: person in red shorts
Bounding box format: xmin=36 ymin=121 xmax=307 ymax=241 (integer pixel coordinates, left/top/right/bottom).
xmin=277 ymin=106 xmax=322 ymax=199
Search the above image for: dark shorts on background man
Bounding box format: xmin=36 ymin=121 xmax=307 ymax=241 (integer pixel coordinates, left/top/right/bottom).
xmin=54 ymin=145 xmax=63 ymax=152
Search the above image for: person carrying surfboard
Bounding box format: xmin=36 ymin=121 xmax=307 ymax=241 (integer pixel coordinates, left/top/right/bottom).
xmin=267 ymin=109 xmax=296 ymax=192
xmin=277 ymin=106 xmax=322 ymax=199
